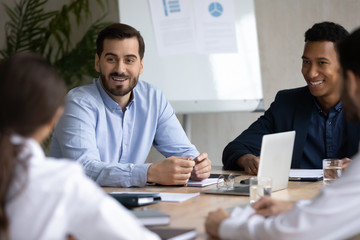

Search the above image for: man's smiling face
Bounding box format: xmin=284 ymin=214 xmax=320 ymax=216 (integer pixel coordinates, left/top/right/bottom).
xmin=301 ymin=41 xmax=341 ymax=107
xmin=95 ymin=37 xmax=143 ymax=103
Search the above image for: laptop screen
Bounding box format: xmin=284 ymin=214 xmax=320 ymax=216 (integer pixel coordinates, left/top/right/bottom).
xmin=257 ymin=131 xmax=296 ymax=191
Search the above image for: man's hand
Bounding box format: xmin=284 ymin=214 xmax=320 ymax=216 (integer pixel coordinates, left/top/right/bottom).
xmin=342 ymin=157 xmax=351 ymax=170
xmin=205 ymin=208 xmax=230 ymax=238
xmin=147 ymin=157 xmax=195 ymax=185
xmin=236 ymin=154 xmax=259 ymax=175
xmin=191 ymin=152 xmax=212 ymax=180
xmin=252 ymin=196 xmax=294 ymax=217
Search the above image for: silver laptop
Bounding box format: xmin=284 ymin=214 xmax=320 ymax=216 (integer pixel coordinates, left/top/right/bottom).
xmin=204 ymin=131 xmax=295 ymax=195
xmin=257 ymin=130 xmax=295 ymax=191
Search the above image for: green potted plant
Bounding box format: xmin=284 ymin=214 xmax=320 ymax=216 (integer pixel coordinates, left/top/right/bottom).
xmin=1 ymin=0 xmax=112 ymax=150
xmin=1 ymin=0 xmax=111 ymax=89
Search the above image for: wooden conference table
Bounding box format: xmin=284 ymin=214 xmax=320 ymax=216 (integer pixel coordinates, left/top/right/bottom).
xmin=103 ymin=166 xmax=324 ymax=240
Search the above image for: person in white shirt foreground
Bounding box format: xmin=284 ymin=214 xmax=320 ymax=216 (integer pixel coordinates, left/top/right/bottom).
xmin=0 ymin=52 xmax=159 ymax=240
xmin=205 ymin=27 xmax=360 ymax=240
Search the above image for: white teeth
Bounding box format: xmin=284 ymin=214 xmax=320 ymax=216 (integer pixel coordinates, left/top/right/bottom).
xmin=310 ymin=81 xmax=323 ymax=86
xmin=112 ymin=77 xmax=126 ymax=81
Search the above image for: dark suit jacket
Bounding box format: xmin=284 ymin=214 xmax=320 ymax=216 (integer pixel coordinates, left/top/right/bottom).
xmin=223 ymin=86 xmax=360 ymax=170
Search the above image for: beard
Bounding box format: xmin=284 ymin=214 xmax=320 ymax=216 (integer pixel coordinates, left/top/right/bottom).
xmin=100 ymin=72 xmax=138 ymax=97
xmin=342 ymin=97 xmax=360 ymax=123
xmin=342 ymin=82 xmax=360 ymax=123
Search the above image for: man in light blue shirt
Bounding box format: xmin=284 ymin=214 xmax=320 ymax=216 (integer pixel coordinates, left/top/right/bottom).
xmin=50 ymin=23 xmax=212 ymax=187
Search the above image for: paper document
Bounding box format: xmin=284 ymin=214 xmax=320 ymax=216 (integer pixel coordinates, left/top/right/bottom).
xmin=158 ymin=192 xmax=200 ymax=202
xmin=110 ymin=192 xmax=200 ymax=203
xmin=186 ymin=178 xmax=221 ymax=187
xmin=289 ymin=169 xmax=323 ymax=181
xmin=148 ymin=0 xmax=237 ymax=55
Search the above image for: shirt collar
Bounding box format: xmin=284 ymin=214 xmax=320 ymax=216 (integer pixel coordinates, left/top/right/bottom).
xmin=95 ymin=78 xmax=135 ymax=112
xmin=10 ymin=134 xmax=45 ymax=163
xmin=313 ymin=97 xmax=343 ymax=115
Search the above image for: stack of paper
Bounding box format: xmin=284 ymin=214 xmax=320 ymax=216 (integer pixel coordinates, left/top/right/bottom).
xmin=131 ymin=209 xmax=170 ymax=226
xmin=289 ymin=169 xmax=323 ymax=181
xmin=186 ymin=178 xmax=220 ymax=187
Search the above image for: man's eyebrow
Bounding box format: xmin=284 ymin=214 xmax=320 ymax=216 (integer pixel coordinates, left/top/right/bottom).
xmin=301 ymin=56 xmax=330 ymax=61
xmin=104 ymin=53 xmax=138 ymax=59
xmin=104 ymin=53 xmax=118 ymax=57
xmin=316 ymin=57 xmax=330 ymax=61
xmin=125 ymin=54 xmax=138 ymax=59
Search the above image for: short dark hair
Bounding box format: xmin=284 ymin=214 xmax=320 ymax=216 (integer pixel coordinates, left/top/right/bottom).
xmin=338 ymin=27 xmax=360 ymax=78
xmin=305 ymin=21 xmax=349 ymax=43
xmin=96 ymin=23 xmax=145 ymax=59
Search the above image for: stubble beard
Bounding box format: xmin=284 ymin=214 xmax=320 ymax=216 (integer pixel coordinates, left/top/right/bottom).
xmin=100 ymin=72 xmax=138 ymax=97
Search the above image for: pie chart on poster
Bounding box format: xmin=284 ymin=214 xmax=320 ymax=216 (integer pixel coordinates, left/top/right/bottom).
xmin=208 ymin=2 xmax=223 ymax=17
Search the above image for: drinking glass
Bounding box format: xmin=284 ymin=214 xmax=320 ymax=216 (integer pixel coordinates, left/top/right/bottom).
xmin=249 ymin=176 xmax=272 ymax=204
xmin=323 ymin=159 xmax=343 ymax=185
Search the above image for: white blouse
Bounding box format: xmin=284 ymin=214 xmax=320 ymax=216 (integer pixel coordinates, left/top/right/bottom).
xmin=6 ymin=136 xmax=160 ymax=240
xmin=219 ymin=147 xmax=360 ymax=240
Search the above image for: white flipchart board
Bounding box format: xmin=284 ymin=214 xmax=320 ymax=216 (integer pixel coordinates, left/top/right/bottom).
xmin=118 ymin=0 xmax=263 ymax=114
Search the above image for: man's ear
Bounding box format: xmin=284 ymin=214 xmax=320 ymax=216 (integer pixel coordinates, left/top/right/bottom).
xmin=346 ymin=70 xmax=359 ymax=100
xmin=139 ymin=58 xmax=144 ymax=75
xmin=95 ymin=54 xmax=100 ymax=73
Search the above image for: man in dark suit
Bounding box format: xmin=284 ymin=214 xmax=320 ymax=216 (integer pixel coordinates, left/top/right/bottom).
xmin=223 ymin=21 xmax=360 ymax=174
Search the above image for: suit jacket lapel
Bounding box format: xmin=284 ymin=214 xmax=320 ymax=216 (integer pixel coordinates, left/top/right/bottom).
xmin=292 ymin=88 xmax=313 ymax=168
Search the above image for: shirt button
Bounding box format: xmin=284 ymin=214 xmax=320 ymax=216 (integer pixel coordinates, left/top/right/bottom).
xmin=328 ymin=121 xmax=332 ymax=125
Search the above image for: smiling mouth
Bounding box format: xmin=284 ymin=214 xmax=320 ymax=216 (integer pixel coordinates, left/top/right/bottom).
xmin=309 ymin=80 xmax=324 ymax=86
xmin=112 ymin=76 xmax=128 ymax=82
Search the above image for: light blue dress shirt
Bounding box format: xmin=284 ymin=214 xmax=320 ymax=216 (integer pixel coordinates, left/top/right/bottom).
xmin=50 ymin=79 xmax=199 ymax=187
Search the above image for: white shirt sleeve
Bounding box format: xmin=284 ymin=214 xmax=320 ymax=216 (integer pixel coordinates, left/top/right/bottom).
xmin=64 ymin=165 xmax=160 ymax=240
xmin=219 ymin=154 xmax=360 ymax=240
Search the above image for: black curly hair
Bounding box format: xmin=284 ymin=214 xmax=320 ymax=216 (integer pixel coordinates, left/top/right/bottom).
xmin=305 ymin=21 xmax=349 ymax=43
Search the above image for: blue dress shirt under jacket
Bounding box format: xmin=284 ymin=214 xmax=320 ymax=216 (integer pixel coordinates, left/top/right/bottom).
xmin=50 ymin=79 xmax=199 ymax=187
xmin=302 ymin=100 xmax=347 ymax=168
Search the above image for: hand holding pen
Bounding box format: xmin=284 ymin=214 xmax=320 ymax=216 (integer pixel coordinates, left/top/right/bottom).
xmin=190 ymin=152 xmax=212 ymax=181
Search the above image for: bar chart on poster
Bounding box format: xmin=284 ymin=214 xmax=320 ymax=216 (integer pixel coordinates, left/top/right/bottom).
xmin=118 ymin=0 xmax=263 ymax=113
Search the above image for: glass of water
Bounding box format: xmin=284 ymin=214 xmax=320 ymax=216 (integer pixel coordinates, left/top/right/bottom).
xmin=323 ymin=159 xmax=343 ymax=185
xmin=249 ymin=176 xmax=272 ymax=204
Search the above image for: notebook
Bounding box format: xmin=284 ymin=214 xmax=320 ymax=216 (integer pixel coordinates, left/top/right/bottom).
xmin=149 ymin=228 xmax=197 ymax=240
xmin=108 ymin=192 xmax=161 ymax=209
xmin=131 ymin=209 xmax=170 ymax=226
xmin=289 ymin=169 xmax=323 ymax=181
xmin=186 ymin=178 xmax=220 ymax=187
xmin=204 ymin=131 xmax=296 ymax=195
